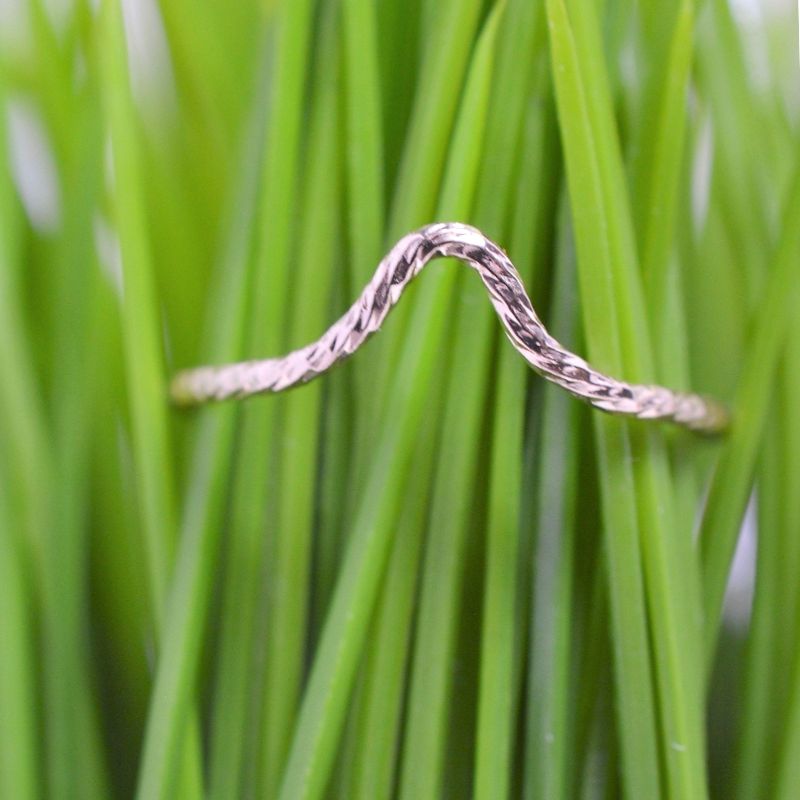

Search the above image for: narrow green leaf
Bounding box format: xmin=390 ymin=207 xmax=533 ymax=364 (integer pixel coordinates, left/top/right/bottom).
xmin=134 ymin=40 xmax=273 ymax=800
xmin=772 ymin=308 xmax=800 ymax=800
xmin=554 ymin=4 xmax=709 ymax=797
xmin=0 ymin=466 xmax=39 ymax=800
xmin=260 ymin=9 xmax=343 ymax=794
xmin=355 ymin=0 xmax=483 ymax=455
xmin=280 ymin=10 xmax=504 ymax=798
xmin=701 ymin=163 xmax=800 ymax=652
xmin=99 ymin=0 xmax=177 ymax=629
xmin=520 ymin=193 xmax=579 ymax=800
xmin=386 ymin=0 xmax=483 ymax=238
xmin=545 ymin=2 xmax=661 ymax=796
xmin=342 ymin=0 xmax=384 ymax=284
xmin=633 ymin=1 xmax=694 ymax=316
xmin=734 ymin=416 xmax=789 ymax=800
xmin=478 ymin=42 xmax=561 ymax=800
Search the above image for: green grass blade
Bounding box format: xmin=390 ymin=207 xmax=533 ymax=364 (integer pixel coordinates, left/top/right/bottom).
xmin=555 ymin=4 xmax=709 ymax=796
xmin=159 ymin=1 xmax=314 ymax=796
xmin=199 ymin=48 xmax=281 ymax=800
xmin=545 ymin=1 xmax=666 ymax=795
xmin=345 ymin=407 xmax=442 ymax=800
xmin=771 ymin=309 xmax=800 ymax=799
xmin=395 ymin=7 xmax=543 ymax=797
xmin=386 ymin=0 xmax=483 ymax=238
xmin=396 ymin=9 xmax=523 ymax=799
xmin=695 ymin=0 xmax=771 ymax=297
xmin=341 ymin=0 xmax=387 ymax=470
xmin=279 ymin=11 xmax=503 ymax=797
xmin=133 ymin=42 xmax=272 ymax=800
xmin=519 ymin=194 xmax=580 ymax=800
xmin=0 ymin=77 xmax=49 ymax=579
xmin=260 ymin=10 xmax=343 ymax=795
xmin=357 ymin=0 xmax=483 ymax=449
xmin=276 ymin=277 xmax=459 ymax=800
xmin=0 ymin=471 xmax=39 ymax=800
xmin=700 ymin=162 xmax=800 ymax=650
xmin=632 ymin=1 xmax=694 ymax=316
xmin=345 ymin=12 xmax=504 ymax=796
xmin=99 ymin=0 xmax=178 ymax=607
xmin=241 ymin=2 xmax=316 ymax=793
xmin=734 ymin=417 xmax=787 ymax=800
xmin=523 ymin=352 xmax=580 ymax=800
xmin=313 ymin=361 xmax=354 ymax=620
xmin=100 ymin=2 xmax=212 ymax=797
xmin=477 ymin=45 xmax=561 ymax=800
xmin=342 ymin=0 xmax=384 ymax=284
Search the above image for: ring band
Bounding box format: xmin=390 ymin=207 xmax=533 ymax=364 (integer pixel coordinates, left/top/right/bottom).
xmin=171 ymin=223 xmax=729 ymax=435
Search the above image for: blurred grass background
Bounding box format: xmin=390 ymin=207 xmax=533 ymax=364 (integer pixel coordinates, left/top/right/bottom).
xmin=0 ymin=0 xmax=798 ymax=798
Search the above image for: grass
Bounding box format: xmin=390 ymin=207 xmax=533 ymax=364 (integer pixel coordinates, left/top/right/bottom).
xmin=0 ymin=0 xmax=798 ymax=798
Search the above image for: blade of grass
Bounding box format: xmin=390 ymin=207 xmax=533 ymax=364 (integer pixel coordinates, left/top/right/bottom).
xmin=557 ymin=3 xmax=709 ymax=796
xmin=344 ymin=400 xmax=443 ymax=800
xmin=630 ymin=0 xmax=705 ymax=663
xmin=99 ymin=0 xmax=178 ymax=637
xmin=354 ymin=0 xmax=483 ymax=458
xmin=133 ymin=41 xmax=272 ymax=800
xmin=476 ymin=56 xmax=561 ymax=800
xmin=156 ymin=0 xmax=234 ymax=138
xmin=276 ymin=260 xmax=465 ymax=800
xmin=49 ymin=82 xmax=117 ymax=800
xmin=734 ymin=415 xmax=787 ymax=800
xmin=774 ymin=324 xmax=800 ymax=690
xmin=700 ymin=161 xmax=800 ymax=654
xmin=173 ymin=4 xmax=314 ymax=796
xmin=297 ymin=13 xmax=504 ymax=798
xmin=373 ymin=0 xmax=422 ymax=190
xmin=694 ymin=0 xmax=771 ymax=298
xmin=260 ymin=9 xmax=343 ymax=795
xmin=386 ymin=0 xmax=483 ymax=239
xmin=164 ymin=0 xmax=314 ymax=796
xmin=772 ymin=308 xmax=800 ymax=800
xmin=313 ymin=347 xmax=354 ymax=623
xmin=237 ymin=2 xmax=316 ymax=794
xmin=0 ymin=465 xmax=39 ymax=800
xmin=0 ymin=77 xmax=49 ymax=590
xmin=400 ymin=6 xmax=567 ymax=798
xmin=202 ymin=38 xmax=289 ymax=800
xmin=632 ymin=0 xmax=694 ymax=316
xmin=342 ymin=0 xmax=384 ymax=285
xmin=477 ymin=100 xmax=559 ymax=800
xmin=340 ymin=14 xmax=489 ymax=645
xmin=545 ymin=2 xmax=662 ymax=797
xmin=99 ymin=2 xmax=209 ymax=796
xmin=341 ymin=0 xmax=388 ymax=492
xmin=2 ymin=30 xmax=110 ymax=797
xmin=523 ymin=355 xmax=581 ymax=800
xmin=571 ymin=555 xmax=614 ymax=800
xmin=350 ymin=11 xmax=506 ymax=797
xmin=520 ymin=192 xmax=580 ymax=800
xmin=31 ymin=33 xmax=121 ymax=796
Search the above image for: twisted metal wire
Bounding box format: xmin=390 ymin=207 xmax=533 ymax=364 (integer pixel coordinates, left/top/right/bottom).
xmin=171 ymin=222 xmax=729 ymax=434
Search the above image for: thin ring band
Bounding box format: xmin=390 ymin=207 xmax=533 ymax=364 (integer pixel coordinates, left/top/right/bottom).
xmin=171 ymin=222 xmax=729 ymax=434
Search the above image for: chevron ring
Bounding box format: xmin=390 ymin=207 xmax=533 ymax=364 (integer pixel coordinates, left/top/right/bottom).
xmin=171 ymin=223 xmax=729 ymax=434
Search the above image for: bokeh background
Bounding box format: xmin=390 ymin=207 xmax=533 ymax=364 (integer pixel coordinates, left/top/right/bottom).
xmin=0 ymin=1 xmax=798 ymax=798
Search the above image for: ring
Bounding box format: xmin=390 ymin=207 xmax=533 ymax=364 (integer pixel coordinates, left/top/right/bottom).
xmin=171 ymin=222 xmax=729 ymax=435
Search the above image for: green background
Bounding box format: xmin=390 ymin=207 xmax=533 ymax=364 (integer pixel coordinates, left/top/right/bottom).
xmin=0 ymin=0 xmax=798 ymax=797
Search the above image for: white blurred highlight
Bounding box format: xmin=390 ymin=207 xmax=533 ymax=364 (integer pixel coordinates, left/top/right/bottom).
xmin=6 ymin=99 xmax=61 ymax=233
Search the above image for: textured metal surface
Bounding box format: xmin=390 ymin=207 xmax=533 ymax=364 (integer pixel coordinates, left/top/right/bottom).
xmin=171 ymin=222 xmax=729 ymax=434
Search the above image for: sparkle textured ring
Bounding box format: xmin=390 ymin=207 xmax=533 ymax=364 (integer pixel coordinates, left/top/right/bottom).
xmin=171 ymin=222 xmax=729 ymax=434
